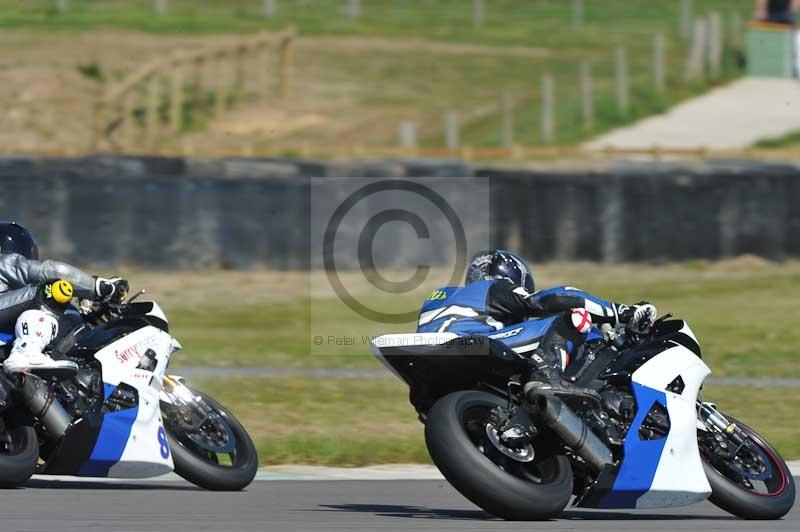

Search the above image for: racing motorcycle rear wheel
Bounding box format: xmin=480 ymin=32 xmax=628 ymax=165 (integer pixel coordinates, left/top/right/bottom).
xmin=425 ymin=390 xmax=573 ymax=520
xmin=0 ymin=425 xmax=38 ymax=488
xmin=162 ymin=389 xmax=258 ymax=491
xmin=700 ymin=415 xmax=795 ymax=520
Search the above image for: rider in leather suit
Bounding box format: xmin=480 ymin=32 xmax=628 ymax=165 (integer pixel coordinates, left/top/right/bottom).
xmin=0 ymin=222 xmax=128 ymax=374
xmin=417 ymin=249 xmax=657 ymax=398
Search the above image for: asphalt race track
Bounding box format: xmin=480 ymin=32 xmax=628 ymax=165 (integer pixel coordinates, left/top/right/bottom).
xmin=4 ymin=478 xmax=797 ymax=531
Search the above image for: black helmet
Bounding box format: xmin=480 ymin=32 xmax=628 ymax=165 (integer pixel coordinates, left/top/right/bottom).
xmin=465 ymin=249 xmax=534 ymax=293
xmin=0 ymin=222 xmax=39 ymax=260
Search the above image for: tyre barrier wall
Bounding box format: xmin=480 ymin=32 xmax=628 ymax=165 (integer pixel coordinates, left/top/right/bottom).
xmin=1 ymin=155 xmax=798 ymax=269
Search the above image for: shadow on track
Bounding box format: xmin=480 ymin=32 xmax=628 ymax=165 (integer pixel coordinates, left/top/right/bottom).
xmin=22 ymin=479 xmax=202 ymax=491
xmin=317 ymin=504 xmax=736 ymax=522
xmin=316 ymin=504 xmax=491 ymax=520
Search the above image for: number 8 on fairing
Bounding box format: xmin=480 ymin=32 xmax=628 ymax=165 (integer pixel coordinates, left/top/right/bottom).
xmin=158 ymin=426 xmax=170 ymax=459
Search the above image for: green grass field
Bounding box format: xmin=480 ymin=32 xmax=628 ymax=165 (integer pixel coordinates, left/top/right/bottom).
xmin=105 ymin=260 xmax=800 ymax=464
xmin=191 ymin=377 xmax=800 ymax=464
xmin=159 ymin=260 xmax=800 ymax=379
xmin=4 ymin=1 xmax=753 ymax=43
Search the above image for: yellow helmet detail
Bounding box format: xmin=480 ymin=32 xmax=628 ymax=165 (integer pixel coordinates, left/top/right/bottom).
xmin=51 ymin=279 xmax=74 ymax=304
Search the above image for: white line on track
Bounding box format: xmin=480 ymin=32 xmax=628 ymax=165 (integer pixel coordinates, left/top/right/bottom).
xmin=31 ymin=461 xmax=800 ymax=483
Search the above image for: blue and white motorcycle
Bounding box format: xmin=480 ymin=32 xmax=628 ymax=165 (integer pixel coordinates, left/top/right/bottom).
xmin=0 ymin=289 xmax=258 ymax=490
xmin=372 ymin=316 xmax=795 ymax=520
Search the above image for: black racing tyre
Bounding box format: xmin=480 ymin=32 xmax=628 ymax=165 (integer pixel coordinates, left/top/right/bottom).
xmin=701 ymin=416 xmax=795 ymax=520
xmin=0 ymin=426 xmax=39 ymax=488
xmin=164 ymin=390 xmax=258 ymax=491
xmin=425 ymin=390 xmax=573 ymax=521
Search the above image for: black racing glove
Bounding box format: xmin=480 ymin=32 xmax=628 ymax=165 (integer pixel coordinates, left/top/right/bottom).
xmin=619 ymin=301 xmax=658 ymax=334
xmin=95 ymin=277 xmax=129 ymax=303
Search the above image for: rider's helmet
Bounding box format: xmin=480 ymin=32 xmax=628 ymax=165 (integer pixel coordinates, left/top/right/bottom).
xmin=465 ymin=249 xmax=535 ymax=293
xmin=0 ymin=221 xmax=39 ymax=260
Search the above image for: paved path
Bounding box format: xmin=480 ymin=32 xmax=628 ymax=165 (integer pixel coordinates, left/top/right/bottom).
xmin=175 ymin=365 xmax=800 ymax=387
xmin=10 ymin=478 xmax=798 ymax=532
xmin=584 ymin=77 xmax=800 ymax=150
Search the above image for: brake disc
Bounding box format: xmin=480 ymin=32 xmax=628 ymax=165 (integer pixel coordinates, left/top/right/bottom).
xmin=185 ymin=412 xmax=236 ymax=454
xmin=485 ymin=424 xmax=535 ymax=463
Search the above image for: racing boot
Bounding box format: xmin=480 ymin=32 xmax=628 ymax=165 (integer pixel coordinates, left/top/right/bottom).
xmin=3 ymin=309 xmax=78 ymax=378
xmin=523 ymin=348 xmax=600 ymax=404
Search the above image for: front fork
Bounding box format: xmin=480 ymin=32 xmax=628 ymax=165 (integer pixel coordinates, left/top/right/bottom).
xmin=161 ymin=375 xmax=210 ymax=431
xmin=696 ymin=401 xmax=749 ymax=458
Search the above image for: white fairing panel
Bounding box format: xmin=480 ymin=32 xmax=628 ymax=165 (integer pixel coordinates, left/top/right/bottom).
xmin=81 ymin=325 xmax=177 ymax=478
xmin=633 ymin=346 xmax=712 ymax=507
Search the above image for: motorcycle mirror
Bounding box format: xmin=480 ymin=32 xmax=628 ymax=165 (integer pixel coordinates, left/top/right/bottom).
xmin=127 ymin=289 xmax=147 ymax=304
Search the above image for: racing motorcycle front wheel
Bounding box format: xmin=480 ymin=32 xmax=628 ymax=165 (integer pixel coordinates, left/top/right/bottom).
xmin=425 ymin=390 xmax=573 ymax=521
xmin=699 ymin=413 xmax=795 ymax=520
xmin=161 ymin=385 xmax=258 ymax=491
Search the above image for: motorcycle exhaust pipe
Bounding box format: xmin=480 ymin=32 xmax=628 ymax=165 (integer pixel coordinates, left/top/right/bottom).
xmin=534 ymin=394 xmax=613 ymax=470
xmin=19 ymin=374 xmax=71 ymax=437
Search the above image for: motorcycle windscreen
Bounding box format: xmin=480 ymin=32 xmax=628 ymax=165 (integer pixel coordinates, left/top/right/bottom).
xmin=580 ymin=344 xmax=712 ymax=509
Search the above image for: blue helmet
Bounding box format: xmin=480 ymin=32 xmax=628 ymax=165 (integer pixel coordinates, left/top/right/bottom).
xmin=465 ymin=249 xmax=535 ymax=293
xmin=0 ymin=221 xmax=38 ymax=260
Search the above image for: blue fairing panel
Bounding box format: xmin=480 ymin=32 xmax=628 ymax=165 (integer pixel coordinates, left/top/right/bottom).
xmin=488 ymin=317 xmax=557 ymax=349
xmin=598 ymin=382 xmax=669 ymax=508
xmin=0 ymin=331 xmax=14 ymax=345
xmin=586 ymin=327 xmax=604 ymax=343
xmin=78 ymin=382 xmax=138 ymax=477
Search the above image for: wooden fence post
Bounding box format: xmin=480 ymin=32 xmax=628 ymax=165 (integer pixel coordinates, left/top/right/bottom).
xmin=91 ymin=98 xmax=107 ymax=151
xmin=398 ymin=121 xmax=417 ymax=148
xmin=707 ymin=12 xmax=723 ymax=78
xmin=234 ymin=44 xmax=247 ymax=102
xmin=154 ymin=0 xmax=167 ymax=16
xmin=500 ymin=93 xmax=514 ymax=148
xmin=145 ymin=75 xmax=160 ymax=147
xmin=680 ymin=0 xmax=693 ymax=39
xmin=263 ymin=0 xmax=277 ymax=18
xmin=684 ymin=17 xmax=707 ymax=81
xmin=345 ymin=0 xmax=361 ymax=19
xmin=279 ymin=35 xmax=294 ymax=98
xmin=653 ymin=32 xmax=666 ymax=93
xmin=192 ymin=56 xmax=206 ymax=119
xmin=730 ymin=12 xmax=743 ymax=50
xmin=258 ymin=43 xmax=271 ymax=103
xmin=214 ymin=52 xmax=228 ymax=117
xmin=614 ymin=46 xmax=629 ymax=115
xmin=444 ymin=111 xmax=460 ymax=150
xmin=572 ymin=0 xmax=583 ymax=30
xmin=579 ymin=61 xmax=594 ymax=131
xmin=540 ymin=74 xmax=555 ymax=144
xmin=120 ymin=91 xmax=135 ymax=149
xmin=170 ymin=65 xmax=183 ymax=133
xmin=473 ymin=0 xmax=485 ymax=28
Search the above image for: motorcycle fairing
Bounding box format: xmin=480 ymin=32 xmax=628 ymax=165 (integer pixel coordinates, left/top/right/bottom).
xmin=0 ymin=331 xmax=12 ymax=346
xmin=581 ymin=342 xmax=712 ymax=509
xmin=75 ymin=313 xmax=176 ymax=478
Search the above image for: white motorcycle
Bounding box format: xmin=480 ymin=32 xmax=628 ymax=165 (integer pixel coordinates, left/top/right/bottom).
xmin=0 ymin=289 xmax=258 ymax=490
xmin=372 ymin=316 xmax=796 ymax=520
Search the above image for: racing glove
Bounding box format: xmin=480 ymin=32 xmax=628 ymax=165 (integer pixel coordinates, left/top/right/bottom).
xmin=95 ymin=277 xmax=129 ymax=303
xmin=619 ymin=302 xmax=658 ymax=335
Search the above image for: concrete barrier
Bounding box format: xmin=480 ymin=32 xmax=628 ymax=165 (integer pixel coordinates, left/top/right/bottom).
xmin=2 ymin=155 xmax=798 ymax=269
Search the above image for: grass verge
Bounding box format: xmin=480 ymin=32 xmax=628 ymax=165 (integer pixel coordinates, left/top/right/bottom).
xmin=163 ymin=260 xmax=800 ymax=378
xmin=190 ymin=377 xmax=800 ymax=465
